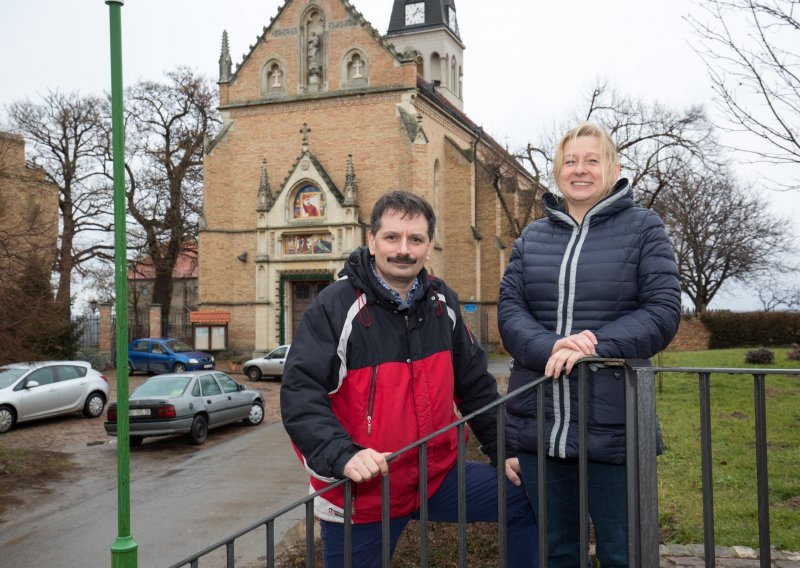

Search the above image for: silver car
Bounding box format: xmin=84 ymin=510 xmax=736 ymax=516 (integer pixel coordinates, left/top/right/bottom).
xmin=0 ymin=361 xmax=110 ymax=434
xmin=242 ymin=344 xmax=290 ymax=382
xmin=104 ymin=371 xmax=264 ymax=446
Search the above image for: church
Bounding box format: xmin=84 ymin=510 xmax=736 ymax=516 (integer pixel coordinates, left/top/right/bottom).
xmin=196 ymin=0 xmax=538 ymax=356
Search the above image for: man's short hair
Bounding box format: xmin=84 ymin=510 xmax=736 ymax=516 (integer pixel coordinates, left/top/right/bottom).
xmin=370 ymin=190 xmax=436 ymax=240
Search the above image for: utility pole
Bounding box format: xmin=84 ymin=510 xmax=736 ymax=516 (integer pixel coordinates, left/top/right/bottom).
xmin=106 ymin=1 xmax=137 ymax=566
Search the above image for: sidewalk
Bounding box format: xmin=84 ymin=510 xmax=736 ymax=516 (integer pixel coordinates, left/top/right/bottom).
xmin=659 ymin=544 xmax=800 ymax=567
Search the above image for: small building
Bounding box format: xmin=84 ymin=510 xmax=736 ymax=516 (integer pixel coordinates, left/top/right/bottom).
xmin=0 ymin=132 xmax=59 ymax=277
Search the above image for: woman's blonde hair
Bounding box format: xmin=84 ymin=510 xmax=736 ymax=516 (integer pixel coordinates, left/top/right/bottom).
xmin=553 ymin=122 xmax=620 ymax=198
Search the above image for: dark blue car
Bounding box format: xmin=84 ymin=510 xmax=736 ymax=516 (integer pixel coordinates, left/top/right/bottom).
xmin=128 ymin=338 xmax=215 ymax=375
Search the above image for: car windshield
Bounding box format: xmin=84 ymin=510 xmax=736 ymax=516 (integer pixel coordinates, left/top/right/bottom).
xmin=132 ymin=376 xmax=191 ymax=398
xmin=164 ymin=339 xmax=194 ymax=353
xmin=0 ymin=368 xmax=27 ymax=389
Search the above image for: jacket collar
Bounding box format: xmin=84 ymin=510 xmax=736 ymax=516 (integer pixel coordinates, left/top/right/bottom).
xmin=543 ymin=178 xmax=634 ymax=227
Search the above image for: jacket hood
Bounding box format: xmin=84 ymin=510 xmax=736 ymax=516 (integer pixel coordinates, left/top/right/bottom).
xmin=543 ymin=178 xmax=634 ymax=226
xmin=338 ymin=246 xmax=435 ymax=306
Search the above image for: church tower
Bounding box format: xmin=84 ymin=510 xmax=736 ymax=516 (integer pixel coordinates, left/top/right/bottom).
xmin=386 ymin=0 xmax=464 ymax=110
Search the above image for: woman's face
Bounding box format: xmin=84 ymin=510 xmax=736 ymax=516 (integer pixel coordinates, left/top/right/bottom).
xmin=556 ymin=135 xmax=615 ymax=214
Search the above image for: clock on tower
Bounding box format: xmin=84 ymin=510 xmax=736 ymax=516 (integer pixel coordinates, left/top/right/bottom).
xmin=405 ymin=2 xmax=425 ymax=25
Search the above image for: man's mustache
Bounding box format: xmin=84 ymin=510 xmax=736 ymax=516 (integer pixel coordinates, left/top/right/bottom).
xmin=387 ymin=255 xmax=416 ymax=265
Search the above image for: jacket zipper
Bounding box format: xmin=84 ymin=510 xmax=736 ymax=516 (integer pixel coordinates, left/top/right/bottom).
xmin=367 ymin=366 xmax=378 ymax=435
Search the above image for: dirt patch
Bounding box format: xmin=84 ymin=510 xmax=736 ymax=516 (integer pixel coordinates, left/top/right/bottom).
xmin=0 ymin=369 xmax=283 ymax=521
xmin=775 ymin=495 xmax=800 ymax=510
xmin=720 ymin=411 xmax=748 ymax=420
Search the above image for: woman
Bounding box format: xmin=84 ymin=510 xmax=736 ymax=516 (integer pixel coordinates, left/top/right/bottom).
xmin=499 ymin=122 xmax=681 ymax=567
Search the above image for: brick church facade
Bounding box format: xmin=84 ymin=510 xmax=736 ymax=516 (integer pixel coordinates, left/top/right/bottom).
xmin=198 ymin=0 xmax=538 ymax=356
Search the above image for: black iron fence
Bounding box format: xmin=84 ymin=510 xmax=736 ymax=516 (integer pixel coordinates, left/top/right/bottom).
xmin=166 ymin=360 xmax=796 ymax=568
xmin=73 ymin=315 xmax=100 ymax=350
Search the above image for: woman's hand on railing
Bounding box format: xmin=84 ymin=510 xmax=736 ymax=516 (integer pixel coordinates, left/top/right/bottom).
xmin=551 ymin=330 xmax=598 ymax=356
xmin=343 ymin=448 xmax=391 ymax=483
xmin=504 ymin=457 xmax=523 ymax=486
xmin=545 ymin=347 xmax=588 ymax=378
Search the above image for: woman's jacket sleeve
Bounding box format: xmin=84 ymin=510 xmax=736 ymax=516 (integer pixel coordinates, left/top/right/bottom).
xmin=498 ymin=236 xmax=560 ymax=371
xmin=594 ymin=212 xmax=681 ymax=358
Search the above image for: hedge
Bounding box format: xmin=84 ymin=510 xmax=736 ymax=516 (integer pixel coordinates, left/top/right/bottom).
xmin=700 ymin=311 xmax=800 ymax=349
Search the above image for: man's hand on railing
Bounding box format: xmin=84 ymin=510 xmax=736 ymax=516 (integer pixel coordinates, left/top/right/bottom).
xmin=504 ymin=457 xmax=523 ymax=486
xmin=343 ymin=448 xmax=391 ymax=483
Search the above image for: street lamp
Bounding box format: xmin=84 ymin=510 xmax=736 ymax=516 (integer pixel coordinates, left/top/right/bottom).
xmin=90 ymin=298 xmax=98 ymax=315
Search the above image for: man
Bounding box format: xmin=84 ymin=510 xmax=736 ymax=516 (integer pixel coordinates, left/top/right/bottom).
xmin=281 ymin=191 xmax=536 ymax=567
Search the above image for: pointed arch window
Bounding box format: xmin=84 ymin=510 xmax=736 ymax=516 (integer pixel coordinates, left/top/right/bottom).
xmin=261 ymin=59 xmax=287 ymax=97
xmin=341 ymin=49 xmax=369 ymax=88
xmin=291 ymin=184 xmax=326 ymax=221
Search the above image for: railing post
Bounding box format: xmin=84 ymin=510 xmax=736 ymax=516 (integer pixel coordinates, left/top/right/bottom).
xmin=626 ymin=361 xmax=659 ymax=567
xmin=753 ymin=373 xmax=771 ymax=568
xmin=698 ymin=372 xmax=715 ymax=568
xmin=536 ymin=381 xmax=548 ymax=567
xmin=577 ymin=365 xmax=589 ymax=568
xmin=496 ymin=405 xmax=508 ymax=568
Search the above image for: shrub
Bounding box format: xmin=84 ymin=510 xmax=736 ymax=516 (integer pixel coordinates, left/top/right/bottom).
xmin=700 ymin=311 xmax=800 ymax=348
xmin=787 ymin=344 xmax=800 ymax=361
xmin=744 ymin=347 xmax=774 ymax=364
xmin=77 ymin=350 xmax=111 ymax=371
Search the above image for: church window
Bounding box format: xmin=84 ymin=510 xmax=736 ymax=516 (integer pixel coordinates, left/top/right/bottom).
xmin=284 ymin=233 xmax=334 ymax=256
xmin=430 ymin=52 xmax=442 ymax=84
xmin=261 ymin=59 xmax=287 ymax=97
xmin=341 ymin=49 xmax=369 ymax=88
xmin=291 ymin=184 xmax=326 ymax=220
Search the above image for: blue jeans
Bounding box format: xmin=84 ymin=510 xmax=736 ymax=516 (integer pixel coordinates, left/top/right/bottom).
xmin=518 ymin=453 xmax=628 ymax=567
xmin=320 ymin=460 xmax=538 ymax=567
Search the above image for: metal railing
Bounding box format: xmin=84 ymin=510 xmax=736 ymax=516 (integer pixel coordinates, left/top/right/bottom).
xmin=166 ymin=360 xmax=794 ymax=568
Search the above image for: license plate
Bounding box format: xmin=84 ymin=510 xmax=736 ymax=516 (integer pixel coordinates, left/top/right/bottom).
xmin=203 ymin=364 xmax=213 ymax=368
xmin=129 ymin=409 xmax=151 ymax=417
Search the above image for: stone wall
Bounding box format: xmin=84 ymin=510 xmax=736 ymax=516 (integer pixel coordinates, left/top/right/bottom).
xmin=666 ymin=316 xmax=711 ymax=352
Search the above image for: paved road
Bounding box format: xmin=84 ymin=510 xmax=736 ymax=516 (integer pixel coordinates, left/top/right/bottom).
xmin=0 ymin=421 xmax=308 ymax=568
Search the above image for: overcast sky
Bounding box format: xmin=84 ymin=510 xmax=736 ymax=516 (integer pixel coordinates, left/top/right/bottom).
xmin=1 ymin=0 xmax=796 ymax=310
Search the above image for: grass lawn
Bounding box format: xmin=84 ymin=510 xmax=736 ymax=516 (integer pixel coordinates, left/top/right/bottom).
xmin=656 ymin=348 xmax=800 ymax=550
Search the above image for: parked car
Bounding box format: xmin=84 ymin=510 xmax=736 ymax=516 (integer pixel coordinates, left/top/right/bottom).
xmin=104 ymin=370 xmax=264 ymax=446
xmin=0 ymin=361 xmax=109 ymax=434
xmin=127 ymin=338 xmax=214 ymax=375
xmin=242 ymin=344 xmax=290 ymax=382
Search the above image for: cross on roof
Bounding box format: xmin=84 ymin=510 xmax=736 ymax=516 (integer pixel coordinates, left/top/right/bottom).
xmin=300 ymin=123 xmax=312 ymax=147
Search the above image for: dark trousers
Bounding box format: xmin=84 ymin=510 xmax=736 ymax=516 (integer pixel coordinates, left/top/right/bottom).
xmin=320 ymin=460 xmax=538 ymax=567
xmin=518 ymin=452 xmax=628 ymax=568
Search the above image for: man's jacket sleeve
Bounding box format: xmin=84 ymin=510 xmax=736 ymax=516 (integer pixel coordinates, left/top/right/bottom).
xmin=280 ymin=298 xmax=361 ymax=480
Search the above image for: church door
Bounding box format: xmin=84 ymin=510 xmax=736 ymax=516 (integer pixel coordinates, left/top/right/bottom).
xmin=290 ymin=280 xmax=329 ymax=340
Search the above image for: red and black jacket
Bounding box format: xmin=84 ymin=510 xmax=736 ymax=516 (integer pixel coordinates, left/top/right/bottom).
xmin=280 ymin=246 xmax=499 ymax=523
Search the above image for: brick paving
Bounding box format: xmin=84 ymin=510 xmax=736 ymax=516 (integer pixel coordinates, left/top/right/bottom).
xmin=659 ymin=544 xmax=800 ymax=567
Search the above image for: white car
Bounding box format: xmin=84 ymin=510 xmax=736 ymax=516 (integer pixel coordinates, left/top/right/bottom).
xmin=242 ymin=345 xmax=290 ymax=382
xmin=0 ymin=361 xmax=109 ymax=433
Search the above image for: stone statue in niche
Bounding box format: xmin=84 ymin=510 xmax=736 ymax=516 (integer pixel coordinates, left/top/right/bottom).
xmin=304 ymin=11 xmax=323 ymax=92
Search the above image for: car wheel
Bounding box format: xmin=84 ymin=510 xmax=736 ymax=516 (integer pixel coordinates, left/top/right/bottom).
xmin=82 ymin=392 xmax=106 ymax=418
xmin=246 ymin=367 xmax=262 ymax=382
xmin=128 ymin=362 xmax=135 ymax=376
xmin=244 ymin=401 xmax=264 ymax=426
xmin=0 ymin=406 xmax=16 ymax=434
xmin=129 ymin=436 xmax=143 ymax=448
xmin=173 ymin=362 xmax=187 ymax=373
xmin=187 ymin=415 xmax=208 ymax=445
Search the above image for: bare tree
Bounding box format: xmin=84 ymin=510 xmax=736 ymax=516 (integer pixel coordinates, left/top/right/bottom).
xmin=476 ymin=138 xmax=543 ymax=239
xmin=6 ymin=91 xmax=113 ymax=306
xmin=518 ymin=82 xmax=717 ymax=209
xmin=655 ymin=165 xmax=791 ymax=312
xmin=687 ymin=0 xmax=800 ymax=188
xmin=754 ymin=271 xmax=800 ymax=311
xmin=123 ymin=67 xmax=220 ymax=317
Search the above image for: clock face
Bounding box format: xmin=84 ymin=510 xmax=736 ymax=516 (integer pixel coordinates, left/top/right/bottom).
xmin=405 ymin=2 xmax=425 ymax=25
xmin=447 ymin=7 xmax=458 ymax=30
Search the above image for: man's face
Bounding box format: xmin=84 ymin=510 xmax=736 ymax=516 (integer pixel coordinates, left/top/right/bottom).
xmin=368 ymin=209 xmax=432 ymax=293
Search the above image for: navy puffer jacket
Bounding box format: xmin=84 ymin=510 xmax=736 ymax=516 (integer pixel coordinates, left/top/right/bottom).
xmin=499 ymin=179 xmax=681 ymax=464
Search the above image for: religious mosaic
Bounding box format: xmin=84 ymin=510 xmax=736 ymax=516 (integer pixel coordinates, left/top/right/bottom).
xmin=292 ymin=185 xmax=326 ymax=219
xmin=285 ymin=233 xmax=333 ymax=256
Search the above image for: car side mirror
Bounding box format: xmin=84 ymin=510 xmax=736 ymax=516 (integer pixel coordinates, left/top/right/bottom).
xmin=25 ymin=380 xmax=41 ymax=389
xmin=239 ymin=384 xmax=246 ymax=391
